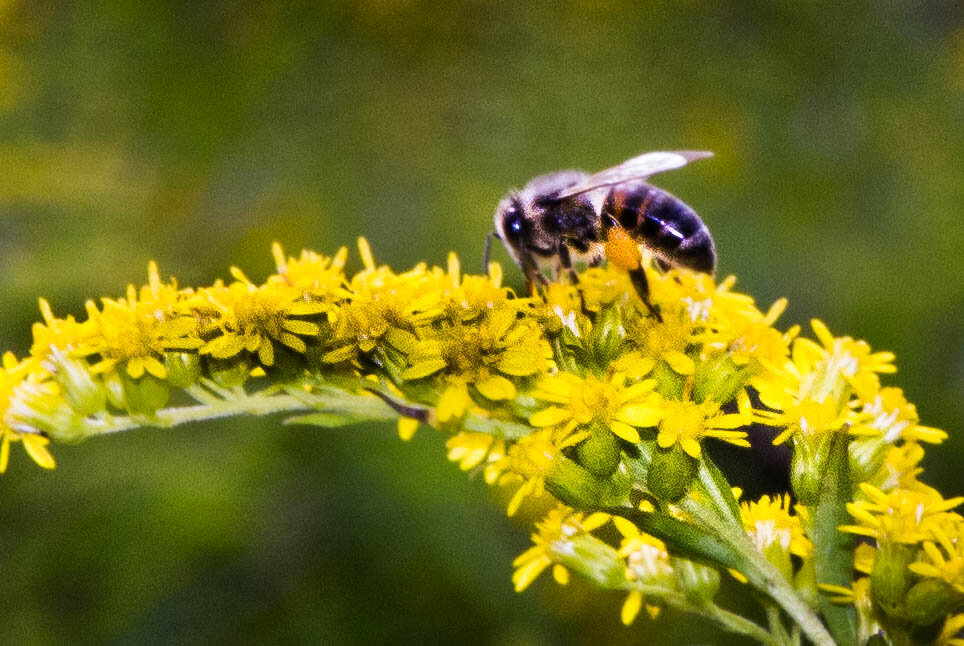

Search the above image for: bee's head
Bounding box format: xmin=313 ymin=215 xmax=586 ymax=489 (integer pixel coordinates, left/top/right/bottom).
xmin=492 ymin=194 xmax=529 ymax=261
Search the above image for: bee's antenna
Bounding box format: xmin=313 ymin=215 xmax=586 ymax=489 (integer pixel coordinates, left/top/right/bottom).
xmin=483 ymin=231 xmax=496 ymax=273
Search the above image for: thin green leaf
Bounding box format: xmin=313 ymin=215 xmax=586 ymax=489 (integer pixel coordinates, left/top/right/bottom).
xmin=606 ymin=506 xmax=752 ymax=575
xmin=697 ymin=454 xmax=742 ymax=525
xmin=284 ymin=412 xmax=358 ymax=427
xmin=812 ymin=433 xmax=858 ymax=646
xmin=461 ymin=413 xmax=535 ymax=440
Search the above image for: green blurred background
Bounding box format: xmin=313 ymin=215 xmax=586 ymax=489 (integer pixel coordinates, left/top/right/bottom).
xmin=1 ymin=2 xmax=963 ymax=644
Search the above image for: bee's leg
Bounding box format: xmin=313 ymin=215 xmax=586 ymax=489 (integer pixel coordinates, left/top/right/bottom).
xmin=628 ymin=266 xmax=663 ymax=322
xmin=519 ymin=246 xmax=548 ymax=296
xmin=557 ymin=240 xmax=591 ymax=313
xmin=556 ymin=241 xmax=580 ymax=285
xmin=482 ymin=231 xmax=497 ymax=274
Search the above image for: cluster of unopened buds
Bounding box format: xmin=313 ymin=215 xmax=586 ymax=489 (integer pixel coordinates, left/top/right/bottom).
xmin=2 ymin=239 xmax=959 ymax=646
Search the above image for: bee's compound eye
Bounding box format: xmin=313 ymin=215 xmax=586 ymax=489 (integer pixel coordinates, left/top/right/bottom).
xmin=503 ymin=207 xmax=524 ymax=240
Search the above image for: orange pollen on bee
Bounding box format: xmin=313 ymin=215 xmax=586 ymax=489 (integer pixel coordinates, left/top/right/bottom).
xmin=604 ymin=227 xmax=642 ymax=271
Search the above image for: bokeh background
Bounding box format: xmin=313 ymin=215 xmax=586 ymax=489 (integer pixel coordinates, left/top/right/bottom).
xmin=1 ymin=2 xmax=963 ymax=644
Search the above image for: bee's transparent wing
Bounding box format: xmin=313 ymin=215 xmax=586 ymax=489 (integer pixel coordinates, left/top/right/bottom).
xmin=556 ymin=150 xmax=713 ymax=199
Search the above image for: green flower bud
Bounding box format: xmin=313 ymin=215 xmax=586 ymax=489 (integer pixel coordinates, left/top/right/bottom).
xmin=6 ymin=385 xmax=86 ymax=442
xmin=904 ymin=579 xmax=961 ymax=626
xmin=43 ymin=348 xmax=106 ymax=416
xmin=589 ymin=306 xmax=623 ymax=370
xmin=870 ymin=541 xmax=915 ymax=618
xmin=577 ymin=422 xmax=621 ymax=477
xmin=671 ymin=557 xmax=720 ymax=603
xmin=651 ymin=361 xmax=686 ymax=400
xmin=848 ymin=436 xmax=889 ymax=485
xmin=598 ymin=462 xmax=633 ymax=508
xmin=165 ymin=352 xmax=202 ymax=388
xmin=545 ymin=456 xmax=606 ymax=509
xmin=790 ymin=435 xmax=833 ymax=506
xmin=206 ymin=356 xmax=251 ymax=387
xmin=691 ymin=356 xmax=746 ymax=405
xmin=264 ymin=345 xmax=307 ymax=383
xmin=104 ymin=371 xmax=126 ymax=410
xmin=647 ymin=443 xmax=697 ymax=502
xmin=556 ymin=533 xmax=627 ymax=589
xmin=122 ymin=372 xmax=170 ymax=415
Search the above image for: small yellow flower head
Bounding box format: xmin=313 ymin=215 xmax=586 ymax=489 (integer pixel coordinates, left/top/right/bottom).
xmin=851 ymin=386 xmax=947 ymax=445
xmin=909 ymin=515 xmax=964 ymax=596
xmin=0 ymin=353 xmax=57 ymax=471
xmin=741 ymin=494 xmax=812 ymax=558
xmin=741 ymin=494 xmax=812 ymax=580
xmin=655 ymin=396 xmax=750 ymax=459
xmin=199 ymin=269 xmax=327 ymax=368
xmin=841 ymin=482 xmax=964 ymax=545
xmin=612 ymin=515 xmax=676 ymax=625
xmin=512 ymin=505 xmax=611 ymax=592
xmin=530 ymin=372 xmax=659 ymax=446
xmin=939 ymin=613 xmax=964 ymax=646
xmin=445 ymin=431 xmax=505 ymax=479
xmin=270 ymin=242 xmax=350 ymax=301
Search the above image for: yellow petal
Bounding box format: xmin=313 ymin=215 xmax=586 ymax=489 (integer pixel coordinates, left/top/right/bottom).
xmin=811 ymin=318 xmax=835 ymax=349
xmin=437 ymin=383 xmax=472 ymax=423
xmin=145 ymin=356 xmax=168 ymax=379
xmin=620 ymin=379 xmax=656 ymax=402
xmin=656 ymin=430 xmax=676 ymax=450
xmin=530 ymin=406 xmax=571 ymax=428
xmin=322 ymin=345 xmax=355 ymax=363
xmin=244 ymin=333 xmax=262 ymax=353
xmin=279 ymin=332 xmax=308 ymax=353
xmin=401 ymin=359 xmax=447 ymax=381
xmin=476 ymin=375 xmax=516 ymax=401
xmin=258 ymin=340 xmax=275 ymax=366
xmin=621 ymin=590 xmax=643 ymax=625
xmin=664 ymin=351 xmax=695 ymax=375
xmin=202 ymin=334 xmax=245 ymax=359
xmin=487 ymin=308 xmax=516 ymax=340
xmin=397 ymin=417 xmax=419 ymax=441
xmin=0 ymin=434 xmax=10 ymax=473
xmin=282 ymin=319 xmax=320 ymax=336
xmin=287 ymin=302 xmax=329 ymax=317
xmin=710 ymin=413 xmax=749 ymax=430
xmin=126 ymin=358 xmax=145 ymax=379
xmin=681 ymin=438 xmax=702 ymax=458
xmin=23 ymin=434 xmax=56 ymax=470
xmin=728 ymin=568 xmax=749 ymax=584
xmin=610 ymin=420 xmax=641 ymax=444
xmin=615 ymin=404 xmax=662 ymax=428
xmin=612 ymin=516 xmax=639 ymax=538
xmin=513 ymin=554 xmax=551 ymax=592
xmin=385 ymin=328 xmax=417 ymax=353
xmin=552 ymin=564 xmax=570 ymax=585
xmin=581 ymin=512 xmax=610 ymax=532
xmin=497 ymin=352 xmax=541 ymax=377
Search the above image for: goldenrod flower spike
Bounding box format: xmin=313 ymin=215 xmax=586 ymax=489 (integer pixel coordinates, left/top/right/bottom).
xmin=0 ymin=240 xmax=959 ymax=646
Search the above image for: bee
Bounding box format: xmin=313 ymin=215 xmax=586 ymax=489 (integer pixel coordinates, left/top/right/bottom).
xmin=486 ymin=151 xmax=716 ymax=313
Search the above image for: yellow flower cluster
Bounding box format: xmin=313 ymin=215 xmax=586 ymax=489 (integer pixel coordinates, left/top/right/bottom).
xmin=0 ymin=239 xmax=959 ymax=643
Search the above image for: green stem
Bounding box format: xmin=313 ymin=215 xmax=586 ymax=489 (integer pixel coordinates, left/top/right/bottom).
xmin=698 ymin=601 xmax=782 ymax=646
xmin=680 ymin=497 xmax=835 ymax=646
xmin=765 ymin=604 xmax=792 ymax=646
xmin=72 ymin=386 xmax=398 ymax=439
xmin=630 ymin=586 xmax=780 ymax=646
